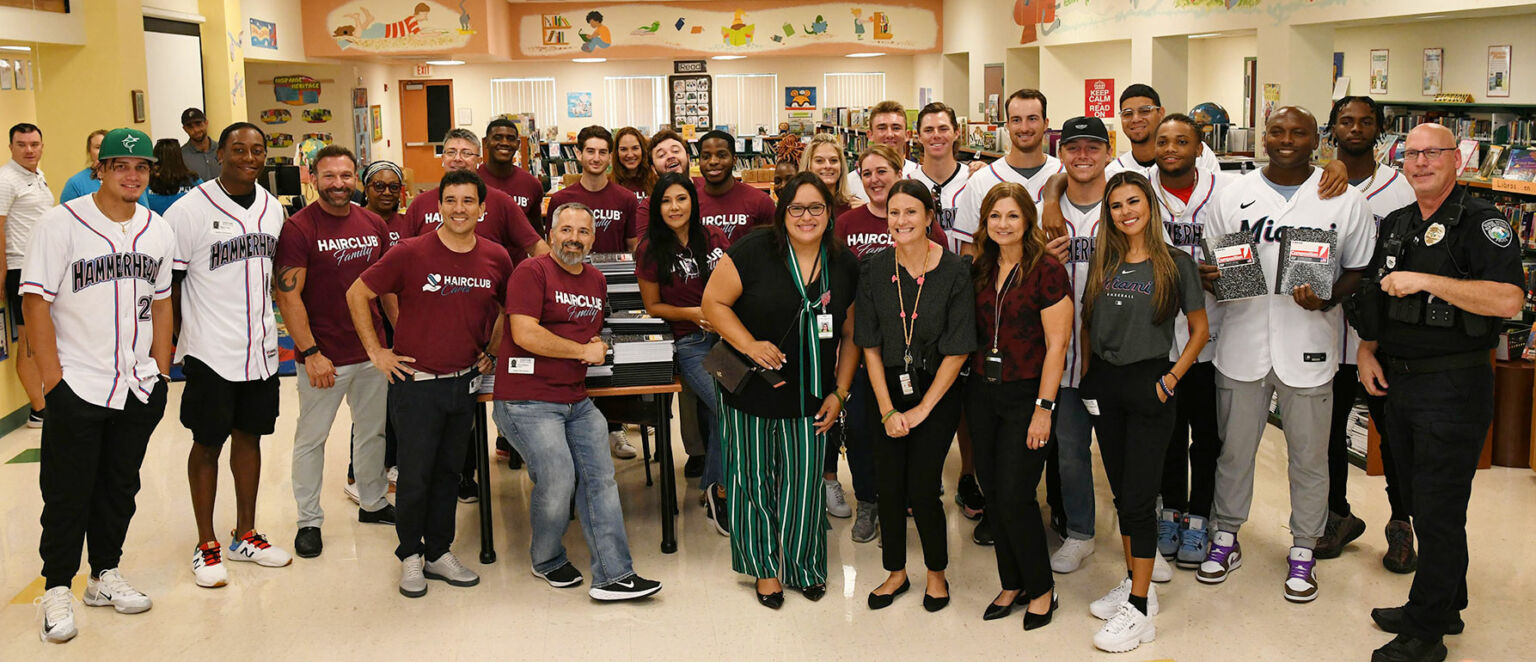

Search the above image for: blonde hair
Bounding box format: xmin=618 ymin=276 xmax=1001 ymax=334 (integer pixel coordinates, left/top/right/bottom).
xmin=799 ymin=133 xmax=853 ymax=207
xmin=856 ymin=143 xmax=904 ymax=176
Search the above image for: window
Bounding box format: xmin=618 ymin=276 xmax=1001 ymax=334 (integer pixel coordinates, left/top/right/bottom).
xmin=715 ymin=73 xmax=779 ymax=135
xmin=490 ymin=77 xmax=557 ymax=132
xmin=604 ymin=76 xmax=668 ymax=134
xmin=823 ymin=72 xmax=886 ymax=109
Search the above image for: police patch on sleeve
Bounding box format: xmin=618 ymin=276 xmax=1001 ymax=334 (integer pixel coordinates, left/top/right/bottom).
xmin=1480 ymin=218 xmax=1514 ymax=248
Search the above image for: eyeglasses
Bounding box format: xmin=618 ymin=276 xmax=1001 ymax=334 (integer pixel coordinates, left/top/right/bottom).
xmin=442 ymin=149 xmax=479 ymax=159
xmin=1119 ymin=105 xmax=1161 ymax=119
xmin=1402 ymin=147 xmax=1455 ymax=161
xmin=786 ymin=203 xmax=828 ymax=218
xmin=369 ymin=182 xmax=402 ymax=193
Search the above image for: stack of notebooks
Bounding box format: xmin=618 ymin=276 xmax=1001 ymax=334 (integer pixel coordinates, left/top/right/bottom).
xmin=1201 ymin=228 xmax=1338 ymax=301
xmin=589 ymin=253 xmax=644 ymax=312
xmin=582 ymin=253 xmax=677 ymax=388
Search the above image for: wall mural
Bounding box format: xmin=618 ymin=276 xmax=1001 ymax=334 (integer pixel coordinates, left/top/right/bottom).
xmin=326 ymin=0 xmax=477 ymax=53
xmin=1014 ymin=0 xmax=1350 ymax=46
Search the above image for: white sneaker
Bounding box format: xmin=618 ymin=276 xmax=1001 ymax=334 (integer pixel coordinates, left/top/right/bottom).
xmin=1152 ymin=552 xmax=1173 ymax=583
xmin=1093 ymin=601 xmax=1157 ymax=653
xmin=609 ymin=430 xmax=638 ymax=460
xmin=83 ymin=568 xmax=152 ymax=614
xmin=823 ymin=478 xmax=852 ymax=518
xmin=228 ymin=531 xmax=293 ymax=567
xmin=36 ymin=586 xmax=76 ymax=643
xmin=190 ymin=542 xmax=228 ymax=588
xmin=1051 ymin=537 xmax=1095 ymax=573
xmin=1090 ymin=578 xmax=1159 ymax=619
xmin=344 ymin=479 xmax=360 ymax=505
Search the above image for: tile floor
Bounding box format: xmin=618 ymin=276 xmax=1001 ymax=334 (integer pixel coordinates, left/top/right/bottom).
xmin=0 ymin=380 xmax=1528 ymax=661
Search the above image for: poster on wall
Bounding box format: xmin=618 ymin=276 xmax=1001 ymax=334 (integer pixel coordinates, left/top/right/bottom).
xmin=669 ymin=74 xmax=712 ymax=133
xmin=1369 ymin=49 xmax=1389 ymax=95
xmin=250 ymin=18 xmax=278 ymax=50
xmin=785 ymin=87 xmax=815 ymax=111
xmin=371 ymin=105 xmax=382 ymax=141
xmin=353 ymin=107 xmax=372 ymax=165
xmin=567 ymin=92 xmax=593 ymax=118
xmin=1085 ymin=78 xmax=1115 ymax=119
xmin=352 ymin=87 xmax=368 ymax=109
xmin=1422 ymin=48 xmax=1443 ymax=96
xmin=1262 ymin=83 xmax=1281 ymax=123
xmin=1488 ymin=45 xmax=1512 ymax=98
xmin=0 ymin=60 xmax=10 ymax=91
xmin=271 ymin=75 xmax=323 ymax=105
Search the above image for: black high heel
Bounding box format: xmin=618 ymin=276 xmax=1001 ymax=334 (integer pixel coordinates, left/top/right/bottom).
xmin=983 ymin=591 xmax=1018 ymax=621
xmin=799 ymin=584 xmax=827 ymax=602
xmin=756 ymin=580 xmax=784 ymax=610
xmin=1023 ymin=591 xmax=1058 ymax=631
xmin=923 ymin=580 xmax=950 ymax=612
xmin=867 ymin=578 xmax=910 ymax=610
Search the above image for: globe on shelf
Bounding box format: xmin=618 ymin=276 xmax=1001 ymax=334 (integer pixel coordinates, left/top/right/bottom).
xmin=1189 ymin=102 xmax=1231 ymax=127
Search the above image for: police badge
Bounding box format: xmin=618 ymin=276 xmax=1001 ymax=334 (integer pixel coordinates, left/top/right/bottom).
xmin=1424 ymin=223 xmax=1446 ymax=246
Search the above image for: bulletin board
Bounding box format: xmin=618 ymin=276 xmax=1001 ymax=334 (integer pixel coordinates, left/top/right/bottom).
xmin=669 ymin=74 xmax=713 ymax=133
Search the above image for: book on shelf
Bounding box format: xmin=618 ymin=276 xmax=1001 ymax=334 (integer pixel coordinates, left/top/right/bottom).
xmin=1482 ymin=145 xmax=1508 ymax=179
xmin=1502 ymin=147 xmax=1536 ymax=182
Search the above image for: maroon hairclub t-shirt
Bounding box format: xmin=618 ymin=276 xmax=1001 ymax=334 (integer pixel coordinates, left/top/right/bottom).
xmin=275 ymin=202 xmax=391 ymax=366
xmin=477 ymin=163 xmax=545 ymax=235
xmin=381 ymin=210 xmax=412 ymax=247
xmin=497 ymin=255 xmax=607 ymax=404
xmin=359 ymin=232 xmax=513 ymax=375
xmin=835 ymin=205 xmax=951 ymax=260
xmin=699 ymin=181 xmax=775 ymax=245
xmin=403 ymin=185 xmax=541 ymax=262
xmin=547 ymin=180 xmax=639 ymax=254
xmin=633 ymin=225 xmax=729 ymax=337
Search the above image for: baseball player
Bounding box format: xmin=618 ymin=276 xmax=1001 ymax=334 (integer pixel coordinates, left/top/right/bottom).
xmin=910 ymin=103 xmax=972 ymax=254
xmin=27 ymin=128 xmax=173 ymax=644
xmin=1105 ymin=84 xmax=1220 ymax=177
xmin=477 ymin=118 xmax=545 ymax=234
xmin=843 ymin=100 xmax=920 ymax=202
xmin=1197 ymin=107 xmax=1376 ymax=604
xmin=163 ymin=122 xmax=293 ymax=587
xmin=952 ymin=89 xmax=1064 ymax=254
xmin=274 ymin=145 xmax=396 ymax=562
xmin=1 ymin=123 xmax=53 ymax=428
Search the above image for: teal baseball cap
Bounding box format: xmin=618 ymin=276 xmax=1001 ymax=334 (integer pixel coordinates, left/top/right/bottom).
xmin=98 ymin=128 xmax=157 ymax=162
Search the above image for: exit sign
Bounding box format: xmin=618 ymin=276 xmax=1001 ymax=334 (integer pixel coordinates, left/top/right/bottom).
xmin=413 ymin=64 xmax=434 ymax=77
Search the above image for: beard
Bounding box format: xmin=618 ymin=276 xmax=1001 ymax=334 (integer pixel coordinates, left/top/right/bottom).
xmin=555 ymin=241 xmax=587 ymax=266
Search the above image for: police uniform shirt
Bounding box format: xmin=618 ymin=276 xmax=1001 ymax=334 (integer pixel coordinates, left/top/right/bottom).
xmin=1205 ymin=166 xmax=1376 ymax=388
xmin=1374 ymin=188 xmax=1526 ymax=360
xmin=1149 ymin=167 xmax=1239 ymax=364
xmin=1340 ymin=164 xmax=1416 ymax=365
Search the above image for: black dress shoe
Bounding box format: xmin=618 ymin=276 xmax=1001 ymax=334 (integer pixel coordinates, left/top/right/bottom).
xmin=683 ymin=455 xmax=706 ymax=478
xmin=799 ymin=584 xmax=826 ymax=601
xmin=359 ymin=503 xmax=397 ymax=525
xmin=982 ymin=593 xmax=1016 ymax=621
xmin=867 ymin=578 xmax=910 ymax=610
xmin=507 ymin=444 xmax=523 ymax=470
xmin=1372 ymin=605 xmax=1464 ymax=636
xmin=1371 ymin=633 xmax=1448 ymax=662
xmin=972 ymin=516 xmax=995 ymax=546
xmin=922 ymin=580 xmax=950 ymax=612
xmin=756 ymin=590 xmax=784 ymax=609
xmin=1023 ymin=591 xmax=1059 ymax=631
xmin=294 ymin=526 xmax=322 ymax=558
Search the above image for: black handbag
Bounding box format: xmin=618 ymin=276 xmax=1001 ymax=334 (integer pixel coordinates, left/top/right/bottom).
xmin=704 ymin=342 xmax=756 ymax=395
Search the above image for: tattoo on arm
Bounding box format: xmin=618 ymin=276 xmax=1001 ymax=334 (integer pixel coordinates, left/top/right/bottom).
xmin=276 ymin=266 xmax=301 ymax=293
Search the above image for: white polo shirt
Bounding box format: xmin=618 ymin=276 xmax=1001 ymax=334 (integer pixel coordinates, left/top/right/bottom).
xmin=0 ymin=159 xmax=55 ymax=266
xmin=1058 ymin=194 xmax=1102 ymax=389
xmin=1340 ymin=164 xmax=1416 ymax=366
xmin=845 ymin=158 xmax=920 ymax=203
xmin=1205 ymin=167 xmax=1375 ymax=388
xmin=910 ymin=162 xmax=971 ymax=253
xmin=951 ymin=154 xmax=1065 ymax=245
xmin=1105 ymin=145 xmax=1220 ymax=178
xmin=1149 ymin=167 xmax=1239 ymax=363
xmin=19 ymin=198 xmax=174 ymax=409
xmin=164 ymin=181 xmax=285 ymax=382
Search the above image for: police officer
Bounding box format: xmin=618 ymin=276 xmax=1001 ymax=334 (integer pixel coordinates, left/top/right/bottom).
xmin=1354 ymin=124 xmax=1526 ymax=662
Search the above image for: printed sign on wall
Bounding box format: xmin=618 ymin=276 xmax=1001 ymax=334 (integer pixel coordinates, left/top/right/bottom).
xmin=1085 ymin=78 xmax=1114 ymax=119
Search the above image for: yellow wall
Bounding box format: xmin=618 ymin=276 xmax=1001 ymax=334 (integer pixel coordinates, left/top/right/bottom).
xmin=0 ymin=54 xmax=37 ymax=140
xmin=1338 ymin=14 xmax=1536 ymax=105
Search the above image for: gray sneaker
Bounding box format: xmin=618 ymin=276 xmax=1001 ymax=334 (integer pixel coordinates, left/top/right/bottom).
xmin=852 ymin=500 xmax=879 ymax=543
xmin=425 ymin=552 xmax=481 ymax=587
xmin=399 ymin=554 xmax=427 ymax=598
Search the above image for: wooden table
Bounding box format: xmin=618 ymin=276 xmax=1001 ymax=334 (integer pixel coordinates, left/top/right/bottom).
xmin=469 ymin=379 xmax=684 ymax=564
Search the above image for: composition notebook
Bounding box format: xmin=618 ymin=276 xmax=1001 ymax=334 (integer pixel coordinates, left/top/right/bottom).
xmin=1274 ymin=227 xmax=1338 ymax=300
xmin=1200 ymin=231 xmax=1267 ymax=301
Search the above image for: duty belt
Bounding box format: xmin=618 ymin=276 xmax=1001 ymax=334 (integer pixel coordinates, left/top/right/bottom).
xmin=1379 ymin=350 xmax=1489 ymax=375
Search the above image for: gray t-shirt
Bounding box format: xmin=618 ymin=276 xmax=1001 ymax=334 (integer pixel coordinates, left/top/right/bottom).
xmin=1261 ymin=171 xmax=1302 ymax=201
xmin=1010 ymin=164 xmax=1046 ymax=181
xmin=1088 ymin=249 xmax=1204 ymax=366
xmin=854 ymin=249 xmax=977 ymax=373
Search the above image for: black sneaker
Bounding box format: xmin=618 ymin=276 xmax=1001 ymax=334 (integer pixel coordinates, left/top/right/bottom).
xmin=1315 ymin=510 xmax=1367 ymax=559
xmin=532 ymin=562 xmax=584 ymax=588
xmin=507 ymin=445 xmax=523 ymax=470
xmin=956 ymin=473 xmax=985 ymax=520
xmin=294 ymin=526 xmax=322 ymax=558
xmin=705 ymin=484 xmax=730 ymax=536
xmin=683 ymin=455 xmax=707 ymax=479
xmin=589 ymin=574 xmax=662 ymax=601
xmin=495 ymin=435 xmax=513 ymax=459
xmin=359 ymin=503 xmax=397 ymax=525
xmin=27 ymin=408 xmax=44 ymax=429
xmin=1371 ymin=633 xmax=1448 ymax=662
xmin=972 ymin=515 xmax=995 ymax=546
xmin=457 ymin=477 xmax=480 ymax=504
xmin=1371 ymin=604 xmax=1464 ymax=636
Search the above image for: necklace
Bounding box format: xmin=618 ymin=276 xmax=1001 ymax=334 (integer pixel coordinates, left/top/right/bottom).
xmin=894 ymin=240 xmax=933 ymax=368
xmin=1155 ymin=171 xmax=1200 ymax=218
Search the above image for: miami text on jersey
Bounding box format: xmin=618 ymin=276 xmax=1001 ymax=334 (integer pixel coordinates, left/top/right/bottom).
xmin=209 ymin=233 xmax=279 ymax=270
xmin=72 ymin=252 xmax=164 ymax=292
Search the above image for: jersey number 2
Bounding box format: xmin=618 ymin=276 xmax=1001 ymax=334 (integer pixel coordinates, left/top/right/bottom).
xmin=137 ymin=295 xmax=152 ymax=321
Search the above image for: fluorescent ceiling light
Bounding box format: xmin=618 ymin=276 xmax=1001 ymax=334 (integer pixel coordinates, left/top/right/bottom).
xmin=0 ymin=45 xmax=32 ymax=52
xmin=846 ymin=52 xmax=885 ymax=58
xmin=1418 ymin=14 xmax=1447 ymax=20
xmin=1188 ymin=32 xmax=1225 ymax=39
xmin=712 ymin=55 xmax=745 ymax=60
xmin=573 ymin=57 xmax=607 ymax=63
xmin=424 ymin=59 xmax=464 ymax=66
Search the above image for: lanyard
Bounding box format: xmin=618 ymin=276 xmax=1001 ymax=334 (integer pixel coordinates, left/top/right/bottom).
xmin=785 ymin=245 xmax=829 ymax=416
xmin=895 ymin=240 xmax=932 ymax=368
xmin=991 ymin=262 xmax=1020 ymax=352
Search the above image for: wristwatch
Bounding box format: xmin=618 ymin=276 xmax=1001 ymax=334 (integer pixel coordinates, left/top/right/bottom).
xmin=1034 ymin=397 xmax=1056 ymax=412
xmin=298 ymin=346 xmax=321 ymax=359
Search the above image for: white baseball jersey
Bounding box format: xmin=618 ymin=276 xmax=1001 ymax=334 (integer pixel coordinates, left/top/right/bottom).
xmin=19 ymin=198 xmax=174 ymax=409
xmin=0 ymin=159 xmax=54 ymax=265
xmin=845 ymin=158 xmax=919 ymax=203
xmin=1149 ymin=167 xmax=1239 ymax=364
xmin=951 ymin=154 xmax=1065 ymax=244
xmin=910 ymin=162 xmax=971 ymax=253
xmin=1206 ymin=167 xmax=1376 ymax=388
xmin=1340 ymin=164 xmax=1415 ymax=366
xmin=164 ymin=181 xmax=284 ymax=382
xmin=1105 ymin=145 xmax=1220 ymax=178
xmin=1058 ymin=194 xmax=1101 ymax=389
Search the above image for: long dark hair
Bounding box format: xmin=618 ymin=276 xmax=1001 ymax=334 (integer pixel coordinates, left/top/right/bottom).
xmin=150 ymin=138 xmax=197 ymax=195
xmin=970 ymin=181 xmax=1048 ymax=294
xmin=767 ymin=172 xmax=843 ymax=258
xmin=1082 ymin=171 xmax=1180 ymax=327
xmin=642 ymin=173 xmax=710 ymax=286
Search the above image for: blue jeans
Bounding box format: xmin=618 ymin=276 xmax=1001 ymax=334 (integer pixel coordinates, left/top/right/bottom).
xmin=493 ymin=398 xmax=636 ymax=585
xmin=675 ymin=332 xmax=723 ymax=489
xmin=1055 ymin=387 xmax=1096 ymax=539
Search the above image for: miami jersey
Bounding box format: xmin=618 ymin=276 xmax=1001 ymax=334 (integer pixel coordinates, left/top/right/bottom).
xmin=1149 ymin=168 xmax=1238 ymax=363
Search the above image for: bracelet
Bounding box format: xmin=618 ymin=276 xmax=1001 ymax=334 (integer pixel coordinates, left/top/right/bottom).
xmin=881 ymin=410 xmax=897 ymax=423
xmin=1157 ymin=377 xmax=1176 ymax=397
xmin=832 ymin=389 xmax=848 ymax=406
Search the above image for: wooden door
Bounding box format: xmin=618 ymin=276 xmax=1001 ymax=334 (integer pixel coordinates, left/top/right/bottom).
xmin=983 ymin=63 xmax=1005 ymax=122
xmin=399 ymin=79 xmax=455 ymax=196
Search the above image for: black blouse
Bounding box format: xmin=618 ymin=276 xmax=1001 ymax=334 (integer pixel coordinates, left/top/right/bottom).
xmin=854 ymin=248 xmax=978 ymax=373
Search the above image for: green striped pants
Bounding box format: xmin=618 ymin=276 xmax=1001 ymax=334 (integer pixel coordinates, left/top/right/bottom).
xmin=719 ymin=401 xmax=828 ymax=587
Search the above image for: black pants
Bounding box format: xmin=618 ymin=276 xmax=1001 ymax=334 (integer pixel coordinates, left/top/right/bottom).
xmin=1383 ymin=362 xmax=1493 ymax=640
xmin=1161 ymin=361 xmax=1221 ymax=517
xmin=1328 ymin=365 xmax=1410 ymax=521
xmin=1084 ymin=357 xmax=1176 ymax=559
xmin=876 ymin=372 xmax=962 ymax=572
xmin=39 ymin=380 xmax=167 ymax=588
xmin=967 ymin=377 xmax=1052 ymax=598
xmin=389 ymin=375 xmax=477 ymax=561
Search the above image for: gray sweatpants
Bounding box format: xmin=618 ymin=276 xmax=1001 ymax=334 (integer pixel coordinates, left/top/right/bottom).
xmin=292 ymin=360 xmax=389 ymax=527
xmin=1212 ymin=368 xmax=1332 ymax=548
